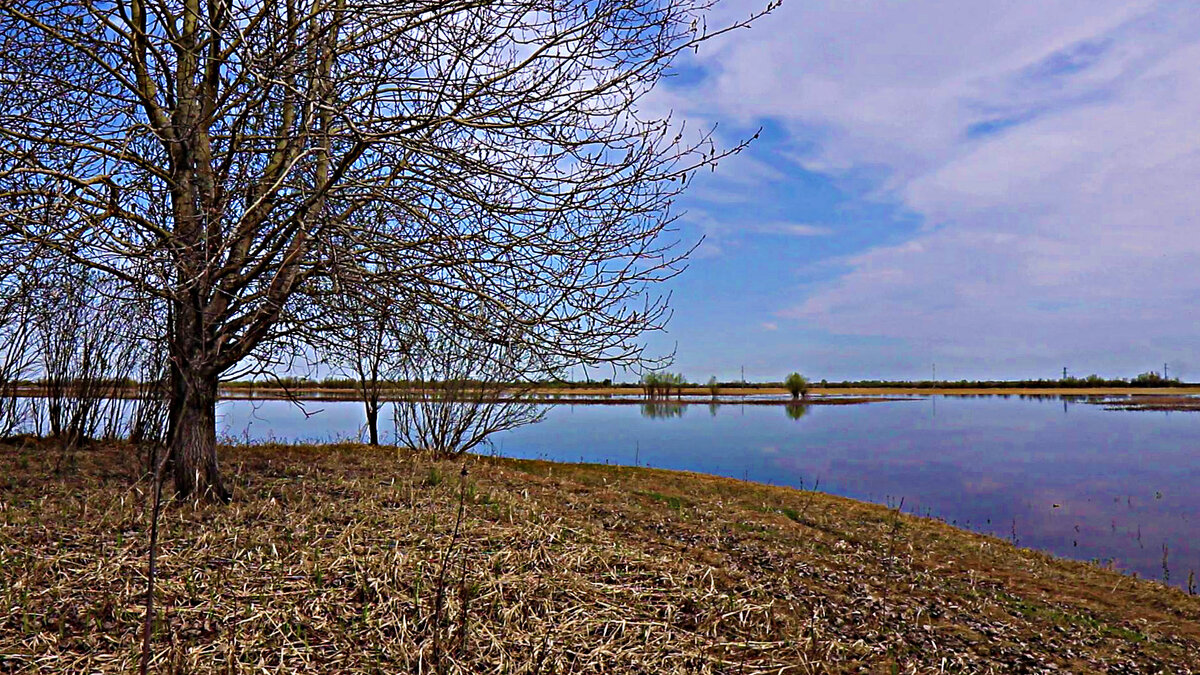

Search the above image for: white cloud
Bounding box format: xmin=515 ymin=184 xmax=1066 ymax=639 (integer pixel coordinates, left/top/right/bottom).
xmin=680 ymin=209 xmax=831 ymax=257
xmin=754 ymin=222 xmax=832 ymax=237
xmin=761 ymin=322 xmax=778 ymax=331
xmin=676 ymin=0 xmax=1200 ymax=371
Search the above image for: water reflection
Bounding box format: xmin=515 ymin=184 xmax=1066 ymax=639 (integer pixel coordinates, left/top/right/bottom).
xmin=640 ymin=401 xmax=687 ymax=419
xmin=785 ymin=403 xmax=809 ymax=420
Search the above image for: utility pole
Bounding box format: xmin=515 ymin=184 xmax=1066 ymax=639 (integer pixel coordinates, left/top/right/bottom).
xmin=932 ymin=363 xmax=936 ymax=382
xmin=741 ymin=365 xmax=745 ymax=384
xmin=1164 ymin=363 xmax=1169 ymax=380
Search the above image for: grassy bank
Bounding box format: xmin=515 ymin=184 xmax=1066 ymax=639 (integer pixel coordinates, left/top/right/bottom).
xmin=2 ymin=441 xmax=1198 ymax=673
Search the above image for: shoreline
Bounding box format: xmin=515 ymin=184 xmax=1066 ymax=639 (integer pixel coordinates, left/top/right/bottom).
xmin=217 ymin=391 xmax=912 ymax=406
xmin=219 ymin=384 xmax=1200 ymax=400
xmin=8 ymin=383 xmax=1199 ymax=403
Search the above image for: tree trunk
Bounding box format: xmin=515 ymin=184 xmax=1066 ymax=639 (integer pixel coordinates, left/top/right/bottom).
xmin=365 ymin=398 xmax=380 ymax=446
xmin=169 ymin=367 xmax=229 ymax=502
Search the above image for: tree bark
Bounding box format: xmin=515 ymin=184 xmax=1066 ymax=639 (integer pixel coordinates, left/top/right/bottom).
xmin=365 ymin=398 xmax=380 ymax=446
xmin=169 ymin=366 xmax=229 ymax=502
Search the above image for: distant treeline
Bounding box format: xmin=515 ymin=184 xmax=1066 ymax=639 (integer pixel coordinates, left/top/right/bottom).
xmin=5 ymin=377 xmax=144 ymax=389
xmin=225 ymin=372 xmax=1188 ymax=390
xmin=817 ymin=372 xmax=1184 ymax=389
xmin=544 ymin=372 xmax=1188 ymax=390
xmin=9 ymin=372 xmax=1189 ymax=392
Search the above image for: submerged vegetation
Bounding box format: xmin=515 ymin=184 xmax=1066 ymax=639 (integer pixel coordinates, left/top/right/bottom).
xmin=2 ymin=439 xmax=1198 ymax=673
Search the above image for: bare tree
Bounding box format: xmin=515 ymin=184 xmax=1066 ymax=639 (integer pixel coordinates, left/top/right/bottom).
xmin=315 ymin=286 xmax=410 ymax=446
xmin=0 ymin=0 xmax=771 ymax=500
xmin=393 ymin=322 xmax=542 ymax=457
xmin=29 ymin=263 xmax=142 ymax=457
xmin=0 ymin=277 xmax=34 ymax=438
xmin=129 ymin=340 xmax=170 ymax=448
xmin=0 ymin=248 xmax=157 ymax=446
xmin=127 ymin=301 xmax=172 ymax=472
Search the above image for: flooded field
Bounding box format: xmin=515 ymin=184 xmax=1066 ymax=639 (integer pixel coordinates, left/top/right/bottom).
xmin=216 ymin=394 xmax=1200 ymax=589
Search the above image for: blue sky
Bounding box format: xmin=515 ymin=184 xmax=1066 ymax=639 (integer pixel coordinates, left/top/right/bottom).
xmin=631 ymin=0 xmax=1200 ymax=383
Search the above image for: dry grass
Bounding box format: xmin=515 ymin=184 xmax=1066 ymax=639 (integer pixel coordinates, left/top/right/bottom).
xmin=2 ymin=440 xmax=1198 ymax=673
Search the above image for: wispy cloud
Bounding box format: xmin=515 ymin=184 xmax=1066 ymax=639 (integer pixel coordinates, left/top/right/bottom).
xmin=753 ymin=222 xmax=832 ymax=237
xmin=664 ymin=0 xmax=1200 ymax=376
xmin=680 ymin=209 xmax=833 ymax=258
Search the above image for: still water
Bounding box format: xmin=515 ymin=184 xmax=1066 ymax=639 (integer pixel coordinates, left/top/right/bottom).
xmin=217 ymin=395 xmax=1200 ymax=588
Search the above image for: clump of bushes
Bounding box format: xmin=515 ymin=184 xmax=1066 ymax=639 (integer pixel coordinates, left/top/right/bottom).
xmin=785 ymin=373 xmax=810 ymax=400
xmin=640 ymin=372 xmax=688 ymax=399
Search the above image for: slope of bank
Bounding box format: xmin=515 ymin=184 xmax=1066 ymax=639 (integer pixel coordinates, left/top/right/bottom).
xmin=2 ymin=441 xmax=1198 ymax=673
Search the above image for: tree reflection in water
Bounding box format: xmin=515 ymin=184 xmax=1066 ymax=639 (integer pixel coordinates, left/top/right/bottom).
xmin=641 ymin=401 xmax=687 ymax=419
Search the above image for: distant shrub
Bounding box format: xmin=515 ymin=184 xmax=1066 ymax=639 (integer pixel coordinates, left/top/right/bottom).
xmin=1133 ymin=371 xmax=1179 ymax=386
xmin=784 ymin=373 xmax=809 ymax=400
xmin=640 ymin=372 xmax=659 ymax=398
xmin=641 ymin=371 xmax=687 ymax=399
